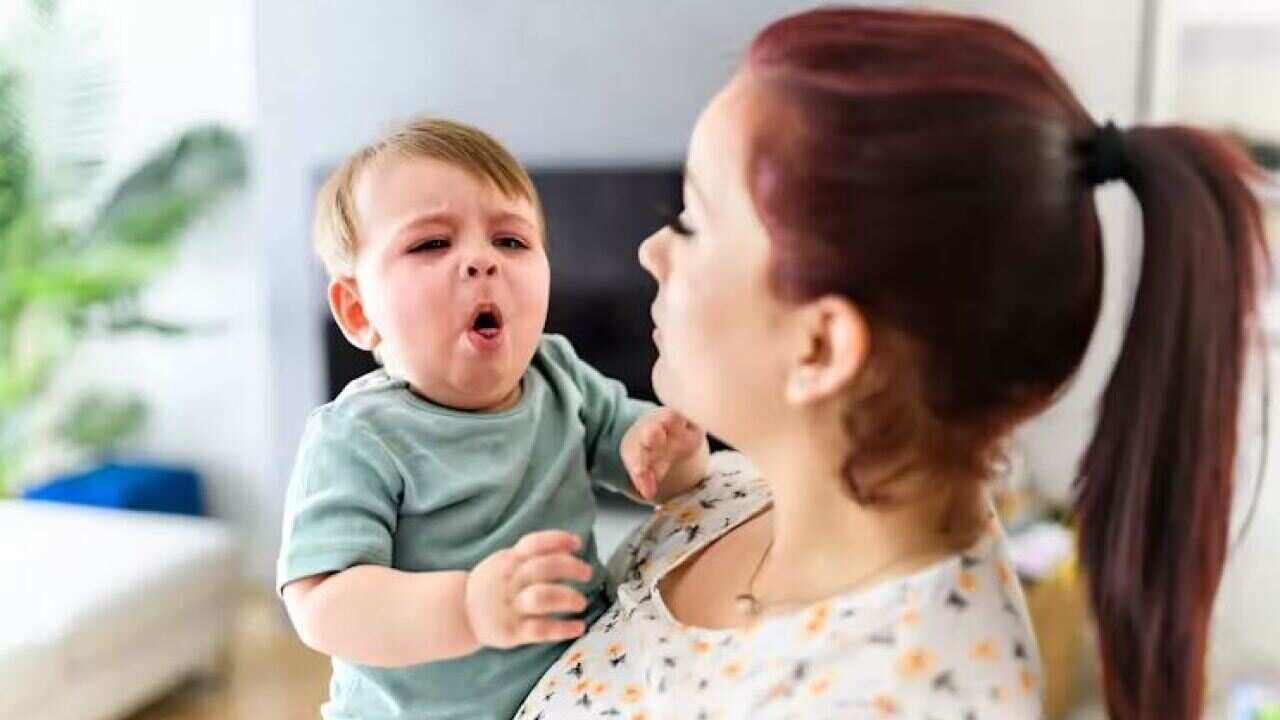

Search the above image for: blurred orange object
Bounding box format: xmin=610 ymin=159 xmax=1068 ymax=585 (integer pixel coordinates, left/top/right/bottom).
xmin=1022 ymin=561 xmax=1087 ymax=720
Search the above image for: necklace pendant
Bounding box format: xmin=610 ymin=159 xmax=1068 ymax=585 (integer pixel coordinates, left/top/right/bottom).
xmin=734 ymin=592 xmax=761 ymax=616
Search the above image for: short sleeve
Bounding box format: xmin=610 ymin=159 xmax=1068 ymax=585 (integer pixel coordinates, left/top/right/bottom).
xmin=542 ymin=335 xmax=655 ymax=500
xmin=276 ymin=408 xmax=404 ymax=595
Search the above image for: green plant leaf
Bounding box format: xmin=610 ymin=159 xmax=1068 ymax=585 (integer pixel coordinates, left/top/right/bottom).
xmin=30 ymin=0 xmax=58 ymax=21
xmin=0 ymin=68 xmax=31 ymax=238
xmin=0 ymin=352 xmax=54 ymax=410
xmin=94 ymin=124 xmax=246 ymax=245
xmin=8 ymin=242 xmax=173 ymax=306
xmin=101 ymin=191 xmax=200 ymax=248
xmin=104 ymin=315 xmax=191 ymax=336
xmin=58 ymin=390 xmax=146 ymax=453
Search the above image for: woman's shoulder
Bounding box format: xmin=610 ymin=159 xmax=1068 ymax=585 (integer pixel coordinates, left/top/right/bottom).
xmin=891 ymin=530 xmax=1043 ymax=717
xmin=602 ymin=451 xmax=766 ymax=604
xmin=753 ymin=529 xmax=1044 ymax=719
xmin=661 ymin=450 xmax=768 ymax=525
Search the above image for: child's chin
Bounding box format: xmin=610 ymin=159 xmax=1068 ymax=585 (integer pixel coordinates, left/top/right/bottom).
xmin=452 ymin=368 xmax=521 ymax=409
xmin=475 ymin=382 xmax=523 ymax=412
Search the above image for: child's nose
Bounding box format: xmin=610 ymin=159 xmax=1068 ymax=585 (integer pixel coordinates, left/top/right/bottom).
xmin=462 ymin=256 xmax=499 ymax=279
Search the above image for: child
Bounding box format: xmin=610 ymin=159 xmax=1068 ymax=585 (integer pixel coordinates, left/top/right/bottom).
xmin=277 ymin=118 xmax=709 ymax=720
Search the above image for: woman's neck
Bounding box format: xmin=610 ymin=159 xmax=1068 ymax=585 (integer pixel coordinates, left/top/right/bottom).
xmin=743 ymin=411 xmax=977 ymax=606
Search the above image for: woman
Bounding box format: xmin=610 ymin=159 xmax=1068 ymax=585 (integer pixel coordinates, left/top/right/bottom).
xmin=518 ymin=7 xmax=1266 ymax=720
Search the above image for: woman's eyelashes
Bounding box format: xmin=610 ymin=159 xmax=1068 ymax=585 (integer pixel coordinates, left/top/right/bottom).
xmin=659 ymin=206 xmax=695 ymax=237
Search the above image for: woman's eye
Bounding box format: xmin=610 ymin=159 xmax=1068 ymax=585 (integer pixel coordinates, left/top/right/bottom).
xmin=659 ymin=207 xmax=694 ymax=237
xmin=668 ymin=214 xmax=694 ymax=237
xmin=411 ymin=238 xmax=450 ymax=252
xmin=494 ymin=236 xmax=528 ymax=249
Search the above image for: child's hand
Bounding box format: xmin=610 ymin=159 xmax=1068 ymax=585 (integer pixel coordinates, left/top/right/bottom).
xmin=464 ymin=530 xmax=594 ymax=650
xmin=622 ymin=408 xmax=709 ymax=502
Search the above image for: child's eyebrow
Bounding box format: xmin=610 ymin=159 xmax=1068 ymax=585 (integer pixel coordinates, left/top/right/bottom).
xmin=488 ymin=211 xmax=536 ymax=230
xmin=393 ymin=210 xmax=457 ymax=239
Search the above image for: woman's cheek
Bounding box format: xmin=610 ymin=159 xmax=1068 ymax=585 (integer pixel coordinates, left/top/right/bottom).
xmin=666 ymin=280 xmax=732 ymax=418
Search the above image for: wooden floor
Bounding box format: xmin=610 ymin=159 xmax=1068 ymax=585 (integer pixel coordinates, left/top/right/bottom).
xmin=127 ymin=592 xmax=330 ymax=720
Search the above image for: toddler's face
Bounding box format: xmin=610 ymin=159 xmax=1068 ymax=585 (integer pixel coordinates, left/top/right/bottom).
xmin=347 ymin=156 xmax=549 ymax=411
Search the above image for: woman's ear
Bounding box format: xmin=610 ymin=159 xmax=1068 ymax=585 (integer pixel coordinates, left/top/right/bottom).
xmin=784 ymin=295 xmax=869 ymax=405
xmin=328 ymin=277 xmax=380 ymax=352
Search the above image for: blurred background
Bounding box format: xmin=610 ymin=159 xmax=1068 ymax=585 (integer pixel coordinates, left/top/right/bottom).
xmin=0 ymin=1 xmax=1276 ymax=719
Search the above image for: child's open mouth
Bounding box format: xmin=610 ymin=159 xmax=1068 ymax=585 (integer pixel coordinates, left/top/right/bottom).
xmin=467 ymin=303 xmax=505 ymax=350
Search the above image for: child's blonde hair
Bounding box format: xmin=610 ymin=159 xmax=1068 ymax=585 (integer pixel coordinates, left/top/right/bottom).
xmin=313 ymin=117 xmax=543 ymax=277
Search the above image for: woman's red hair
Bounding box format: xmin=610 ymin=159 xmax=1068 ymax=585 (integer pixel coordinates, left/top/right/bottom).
xmin=743 ymin=8 xmax=1267 ymax=719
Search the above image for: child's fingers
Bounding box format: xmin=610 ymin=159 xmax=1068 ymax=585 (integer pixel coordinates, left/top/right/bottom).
xmin=665 ymin=416 xmax=702 ymax=450
xmin=622 ymin=441 xmax=646 ymax=474
xmin=518 ymin=617 xmax=586 ymax=645
xmin=650 ymin=457 xmax=673 ymax=486
xmin=622 ymin=453 xmax=649 ymax=493
xmin=514 ymin=529 xmax=582 ymax=559
xmin=659 ymin=409 xmax=686 ymax=434
xmin=514 ymin=583 xmax=589 ymax=616
xmin=637 ymin=420 xmax=667 ymax=451
xmin=634 ymin=468 xmax=658 ymax=501
xmin=514 ymin=553 xmax=594 ymax=587
xmin=623 ymin=438 xmax=660 ymax=499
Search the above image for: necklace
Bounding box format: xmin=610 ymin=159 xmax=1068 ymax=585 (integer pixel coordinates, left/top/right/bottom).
xmin=733 ymin=537 xmax=775 ymax=616
xmin=734 ymin=535 xmax=935 ymax=617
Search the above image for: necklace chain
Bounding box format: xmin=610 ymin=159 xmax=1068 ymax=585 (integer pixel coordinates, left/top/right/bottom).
xmin=734 ymin=533 xmax=935 ymax=617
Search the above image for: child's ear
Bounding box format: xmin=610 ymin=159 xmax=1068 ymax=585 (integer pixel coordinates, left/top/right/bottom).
xmin=784 ymin=295 xmax=869 ymax=406
xmin=328 ymin=277 xmax=380 ymax=352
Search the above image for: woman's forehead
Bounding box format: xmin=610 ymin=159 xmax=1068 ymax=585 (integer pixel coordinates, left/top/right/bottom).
xmin=687 ymin=74 xmax=754 ymax=205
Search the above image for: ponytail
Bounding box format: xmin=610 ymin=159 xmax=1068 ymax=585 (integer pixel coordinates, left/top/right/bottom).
xmin=1076 ymin=124 xmax=1268 ymax=720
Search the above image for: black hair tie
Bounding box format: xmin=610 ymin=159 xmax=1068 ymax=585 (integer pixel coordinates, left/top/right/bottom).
xmin=1084 ymin=120 xmax=1128 ymax=186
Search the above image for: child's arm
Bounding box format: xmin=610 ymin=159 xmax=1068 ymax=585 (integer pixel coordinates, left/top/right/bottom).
xmin=283 ymin=530 xmax=593 ymax=667
xmin=621 ymin=408 xmax=710 ymax=505
xmin=542 ymin=335 xmax=700 ymax=502
xmin=283 ymin=567 xmax=474 ymax=665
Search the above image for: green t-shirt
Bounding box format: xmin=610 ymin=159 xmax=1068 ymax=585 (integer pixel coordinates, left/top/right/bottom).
xmin=277 ymin=334 xmax=654 ymax=720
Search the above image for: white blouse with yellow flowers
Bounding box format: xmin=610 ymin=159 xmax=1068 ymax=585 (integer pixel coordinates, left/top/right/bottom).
xmin=516 ymin=452 xmax=1044 ymax=720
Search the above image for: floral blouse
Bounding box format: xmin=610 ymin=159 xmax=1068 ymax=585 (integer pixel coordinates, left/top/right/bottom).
xmin=516 ymin=452 xmax=1044 ymax=720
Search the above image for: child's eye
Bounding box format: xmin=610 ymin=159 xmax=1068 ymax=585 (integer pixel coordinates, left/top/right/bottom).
xmin=494 ymin=236 xmax=528 ymax=250
xmin=410 ymin=237 xmax=450 ymax=252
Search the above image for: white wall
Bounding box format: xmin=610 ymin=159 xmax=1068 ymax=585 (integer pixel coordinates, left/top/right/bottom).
xmin=1177 ymin=22 xmax=1280 ymax=140
xmin=255 ymin=0 xmax=836 ymax=582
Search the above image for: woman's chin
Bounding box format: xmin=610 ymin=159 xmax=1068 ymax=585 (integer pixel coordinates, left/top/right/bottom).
xmin=651 ymin=365 xmax=695 ymax=424
xmin=650 ymin=363 xmax=671 ymax=405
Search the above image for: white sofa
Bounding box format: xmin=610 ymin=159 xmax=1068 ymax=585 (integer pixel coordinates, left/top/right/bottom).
xmin=0 ymin=500 xmax=240 ymax=720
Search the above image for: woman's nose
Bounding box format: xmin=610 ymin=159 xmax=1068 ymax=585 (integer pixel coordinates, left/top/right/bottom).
xmin=638 ymin=230 xmax=665 ymax=279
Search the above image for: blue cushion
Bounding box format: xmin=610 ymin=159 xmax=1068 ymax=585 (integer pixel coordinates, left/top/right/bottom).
xmin=23 ymin=461 xmax=205 ymax=516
